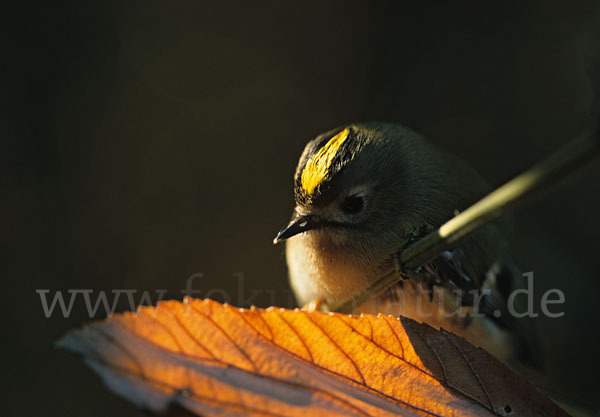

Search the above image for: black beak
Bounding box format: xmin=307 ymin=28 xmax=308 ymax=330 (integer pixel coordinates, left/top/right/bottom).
xmin=273 ymin=215 xmax=320 ymax=244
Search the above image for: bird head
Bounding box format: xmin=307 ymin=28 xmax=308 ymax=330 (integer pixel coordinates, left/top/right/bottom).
xmin=275 ymin=124 xmax=424 ymax=253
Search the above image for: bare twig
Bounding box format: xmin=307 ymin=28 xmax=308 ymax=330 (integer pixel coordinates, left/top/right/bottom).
xmin=332 ymin=129 xmax=600 ymax=314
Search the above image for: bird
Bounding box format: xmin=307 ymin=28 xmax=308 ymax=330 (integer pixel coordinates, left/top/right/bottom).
xmin=274 ymin=122 xmax=541 ymax=370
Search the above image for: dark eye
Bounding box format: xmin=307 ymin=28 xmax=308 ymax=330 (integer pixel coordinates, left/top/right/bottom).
xmin=340 ymin=195 xmax=365 ymax=215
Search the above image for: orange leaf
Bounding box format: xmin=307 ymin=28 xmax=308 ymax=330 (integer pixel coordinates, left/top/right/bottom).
xmin=59 ymin=299 xmax=567 ymax=417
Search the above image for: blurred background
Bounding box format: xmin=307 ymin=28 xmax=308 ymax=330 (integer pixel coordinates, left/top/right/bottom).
xmin=4 ymin=1 xmax=600 ymax=415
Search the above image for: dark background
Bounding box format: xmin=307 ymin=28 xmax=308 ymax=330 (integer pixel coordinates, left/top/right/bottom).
xmin=5 ymin=1 xmax=600 ymax=415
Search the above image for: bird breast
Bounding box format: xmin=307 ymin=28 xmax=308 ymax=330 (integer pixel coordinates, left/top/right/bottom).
xmin=285 ymin=229 xmax=392 ymax=307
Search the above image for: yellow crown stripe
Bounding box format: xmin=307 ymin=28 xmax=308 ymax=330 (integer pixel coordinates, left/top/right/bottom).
xmin=301 ymin=128 xmax=350 ymax=195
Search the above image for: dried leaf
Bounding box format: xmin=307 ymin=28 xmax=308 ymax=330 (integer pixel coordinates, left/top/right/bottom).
xmin=59 ymin=298 xmax=567 ymax=417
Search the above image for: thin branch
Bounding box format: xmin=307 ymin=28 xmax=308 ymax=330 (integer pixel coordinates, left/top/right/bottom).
xmin=332 ymin=129 xmax=600 ymax=314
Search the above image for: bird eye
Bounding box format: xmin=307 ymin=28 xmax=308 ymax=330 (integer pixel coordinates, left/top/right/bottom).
xmin=340 ymin=195 xmax=365 ymax=215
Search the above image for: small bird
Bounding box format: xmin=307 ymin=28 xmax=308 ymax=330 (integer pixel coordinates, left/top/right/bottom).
xmin=274 ymin=122 xmax=540 ymax=370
